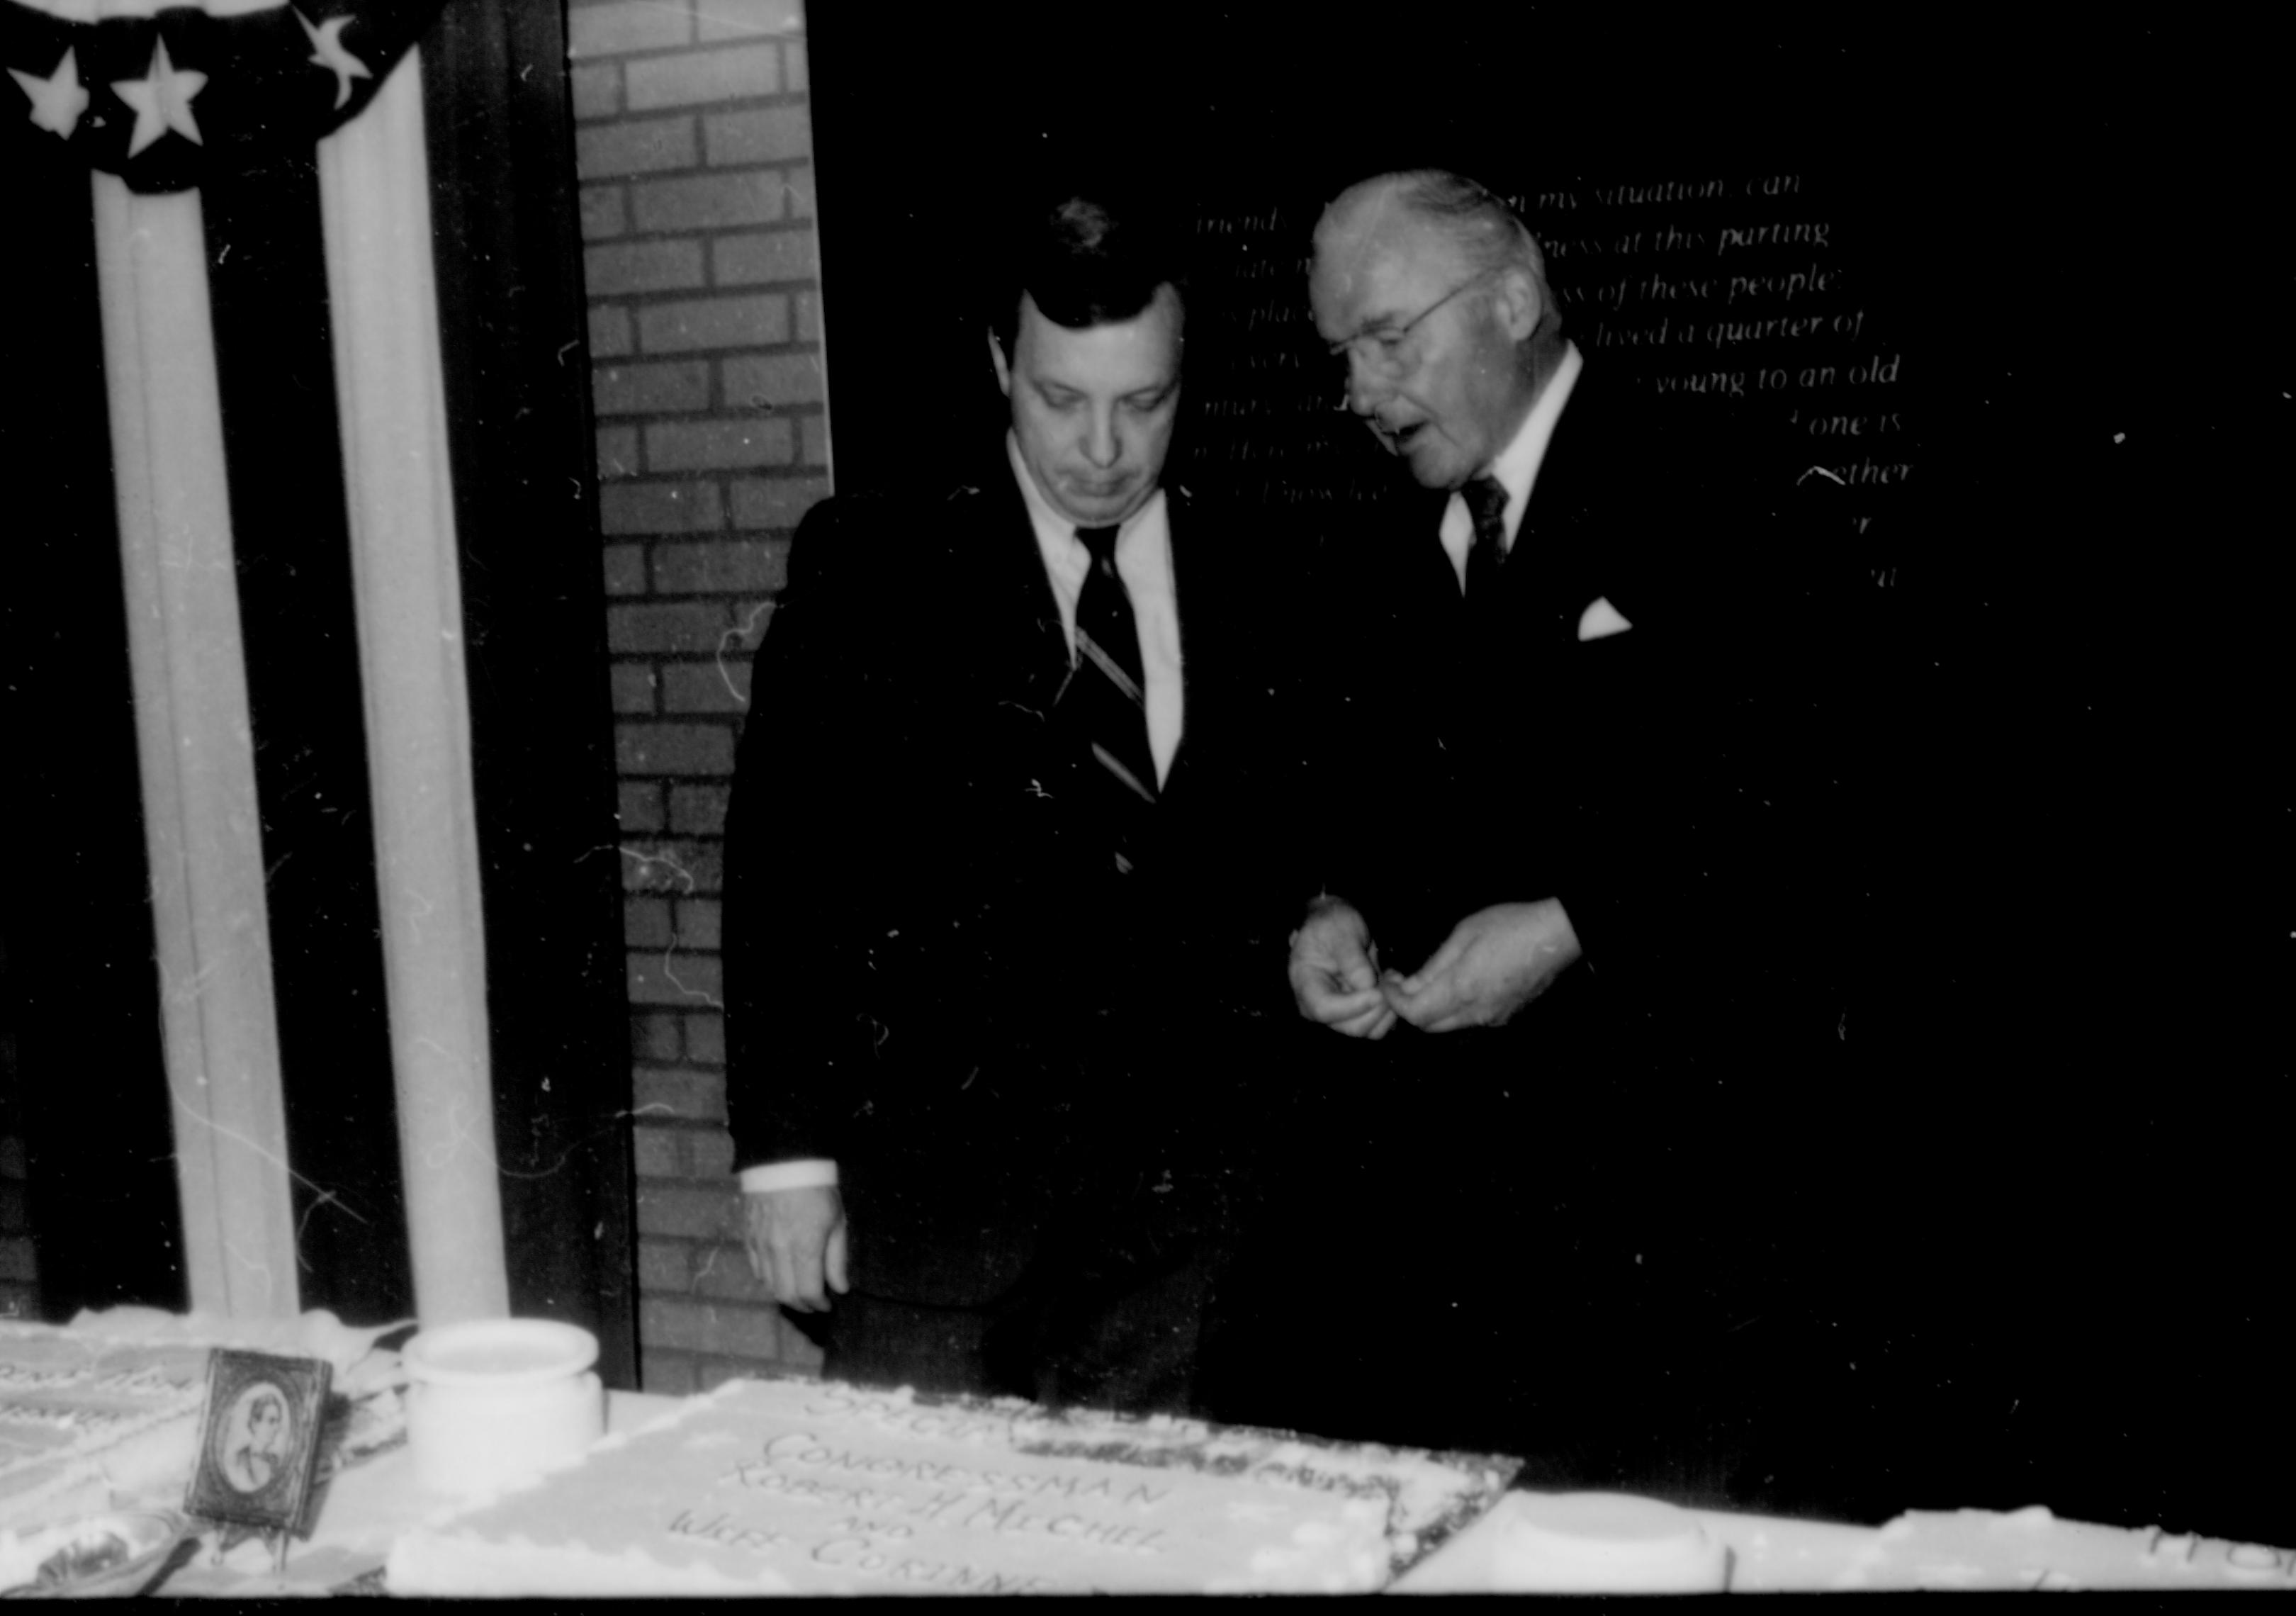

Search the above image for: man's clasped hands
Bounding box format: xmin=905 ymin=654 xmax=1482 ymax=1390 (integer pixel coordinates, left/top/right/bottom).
xmin=1287 ymin=896 xmax=1582 ymax=1039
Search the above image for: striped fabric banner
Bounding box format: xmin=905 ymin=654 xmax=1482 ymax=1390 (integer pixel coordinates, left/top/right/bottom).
xmin=4 ymin=0 xmax=436 ymax=192
xmin=5 ymin=0 xmax=518 ymax=1325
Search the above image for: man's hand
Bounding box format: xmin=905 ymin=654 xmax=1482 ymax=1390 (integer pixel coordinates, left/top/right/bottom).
xmin=1289 ymin=899 xmax=1397 ymax=1039
xmin=742 ymin=1184 xmax=850 ymax=1312
xmin=1383 ymin=899 xmax=1582 ymax=1033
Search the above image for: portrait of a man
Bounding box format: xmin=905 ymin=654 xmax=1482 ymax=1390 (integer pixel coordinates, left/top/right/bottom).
xmin=220 ymin=1385 xmax=290 ymax=1495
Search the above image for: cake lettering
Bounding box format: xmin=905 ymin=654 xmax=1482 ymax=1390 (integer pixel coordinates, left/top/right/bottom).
xmin=668 ymin=1510 xmax=795 ymax=1554
xmin=801 ymin=1386 xmax=1021 ymax=1447
xmin=388 ymin=1376 xmax=1516 ymax=1595
xmin=756 ymin=1431 xmax=1171 ymax=1509
xmin=955 ymin=1495 xmax=1166 ymax=1552
xmin=829 ymin=1513 xmax=912 ymax=1538
xmin=808 ymin=1534 xmax=1050 ymax=1593
xmin=648 ymin=1407 xmax=1207 ymax=1590
xmin=726 ymin=1461 xmax=913 ymax=1515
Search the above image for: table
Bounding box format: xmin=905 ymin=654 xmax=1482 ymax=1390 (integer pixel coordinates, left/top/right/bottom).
xmin=146 ymin=1389 xmax=2296 ymax=1595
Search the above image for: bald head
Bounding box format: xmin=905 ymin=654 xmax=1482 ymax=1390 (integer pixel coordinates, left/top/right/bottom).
xmin=1315 ymin=174 xmax=1433 ymax=276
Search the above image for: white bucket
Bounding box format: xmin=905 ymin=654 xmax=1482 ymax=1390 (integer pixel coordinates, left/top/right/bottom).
xmin=402 ymin=1318 xmax=604 ymax=1499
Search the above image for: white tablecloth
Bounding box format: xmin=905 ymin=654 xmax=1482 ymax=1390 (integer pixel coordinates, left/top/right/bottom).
xmin=157 ymin=1390 xmax=682 ymax=1595
xmin=149 ymin=1389 xmax=2296 ymax=1595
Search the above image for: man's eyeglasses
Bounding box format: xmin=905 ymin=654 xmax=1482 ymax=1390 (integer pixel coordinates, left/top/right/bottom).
xmin=1329 ymin=268 xmax=1497 ymax=378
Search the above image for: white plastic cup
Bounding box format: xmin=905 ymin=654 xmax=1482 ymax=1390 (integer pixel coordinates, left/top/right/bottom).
xmin=402 ymin=1318 xmax=604 ymax=1498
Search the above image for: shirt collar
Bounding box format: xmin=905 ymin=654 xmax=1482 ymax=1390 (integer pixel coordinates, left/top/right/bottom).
xmin=1482 ymin=340 xmax=1583 ymax=546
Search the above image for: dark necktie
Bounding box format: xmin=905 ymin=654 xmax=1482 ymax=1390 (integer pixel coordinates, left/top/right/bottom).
xmin=1061 ymin=524 xmax=1157 ymax=872
xmin=1462 ymin=473 xmax=1511 ymax=604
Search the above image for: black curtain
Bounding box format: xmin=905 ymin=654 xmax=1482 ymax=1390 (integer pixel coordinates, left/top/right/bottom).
xmin=4 ymin=135 xmax=186 ymax=1320
xmin=204 ymin=140 xmax=412 ymax=1326
xmin=420 ymin=0 xmax=638 ymax=1390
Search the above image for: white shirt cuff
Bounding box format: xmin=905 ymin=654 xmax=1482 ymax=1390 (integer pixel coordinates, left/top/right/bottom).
xmin=740 ymin=1159 xmax=839 ymax=1193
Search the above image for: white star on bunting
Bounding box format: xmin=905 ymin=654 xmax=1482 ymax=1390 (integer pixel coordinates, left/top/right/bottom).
xmin=296 ymin=9 xmax=371 ymax=111
xmin=111 ymin=35 xmax=207 ymax=158
xmin=9 ymin=46 xmax=90 ymax=138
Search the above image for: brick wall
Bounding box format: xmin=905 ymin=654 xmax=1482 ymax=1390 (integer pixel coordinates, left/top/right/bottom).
xmin=568 ymin=0 xmax=828 ymax=1393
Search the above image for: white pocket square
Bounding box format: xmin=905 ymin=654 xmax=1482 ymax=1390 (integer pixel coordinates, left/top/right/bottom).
xmin=1577 ymin=596 xmax=1633 ymax=641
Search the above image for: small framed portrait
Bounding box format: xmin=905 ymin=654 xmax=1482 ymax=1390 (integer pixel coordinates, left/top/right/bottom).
xmin=184 ymin=1350 xmax=332 ymax=1531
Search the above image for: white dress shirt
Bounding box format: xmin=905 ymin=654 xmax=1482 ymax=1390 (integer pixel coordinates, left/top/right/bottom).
xmin=1438 ymin=340 xmax=1585 ymax=590
xmin=1006 ymin=432 xmax=1186 ymax=786
xmin=743 ymin=444 xmax=1186 ymax=1196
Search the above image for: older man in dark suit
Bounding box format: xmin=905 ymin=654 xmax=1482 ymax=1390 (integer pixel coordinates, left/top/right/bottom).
xmin=721 ymin=192 xmax=1298 ymax=1418
xmin=1292 ymin=168 xmax=1697 ymax=1048
xmin=1219 ymin=168 xmax=1827 ymax=1478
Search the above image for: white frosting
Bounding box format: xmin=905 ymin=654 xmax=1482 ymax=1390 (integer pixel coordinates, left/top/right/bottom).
xmin=0 ymin=1333 xmax=211 ymax=1530
xmin=0 ymin=1310 xmax=405 ymax=1537
xmin=386 ymin=1377 xmax=1513 ymax=1595
xmin=1397 ymin=1493 xmax=2296 ymax=1593
xmin=1391 ymin=1491 xmax=1731 ymax=1593
xmin=1722 ymin=1506 xmax=2296 ymax=1592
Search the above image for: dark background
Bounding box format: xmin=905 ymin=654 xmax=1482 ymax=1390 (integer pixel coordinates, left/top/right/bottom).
xmin=810 ymin=9 xmax=2285 ymax=1536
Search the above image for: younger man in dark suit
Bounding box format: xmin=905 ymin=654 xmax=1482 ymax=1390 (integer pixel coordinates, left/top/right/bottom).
xmin=722 ymin=192 xmax=1297 ymax=1417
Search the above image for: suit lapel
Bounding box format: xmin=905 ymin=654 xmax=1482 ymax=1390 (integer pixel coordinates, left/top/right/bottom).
xmin=1160 ymin=486 xmax=1200 ymax=796
xmin=1506 ymin=359 xmax=1611 ymax=653
xmin=968 ymin=461 xmax=1074 ymax=706
xmin=1519 ymin=356 xmax=1602 ymax=532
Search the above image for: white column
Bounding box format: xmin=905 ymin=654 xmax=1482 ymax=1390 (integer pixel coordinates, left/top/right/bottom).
xmin=93 ymin=173 xmax=301 ymax=1320
xmin=316 ymin=50 xmax=510 ymax=1325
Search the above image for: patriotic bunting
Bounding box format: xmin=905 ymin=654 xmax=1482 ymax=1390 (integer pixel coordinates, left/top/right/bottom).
xmin=4 ymin=0 xmax=444 ymax=191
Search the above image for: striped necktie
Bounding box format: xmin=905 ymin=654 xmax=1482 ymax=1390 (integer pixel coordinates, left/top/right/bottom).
xmin=1462 ymin=473 xmax=1511 ymax=603
xmin=1062 ymin=523 xmax=1157 ymax=872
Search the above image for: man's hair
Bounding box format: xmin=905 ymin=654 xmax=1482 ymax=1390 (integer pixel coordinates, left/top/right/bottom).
xmin=1322 ymin=169 xmax=1563 ymax=342
xmin=991 ymin=192 xmax=1186 ymax=358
